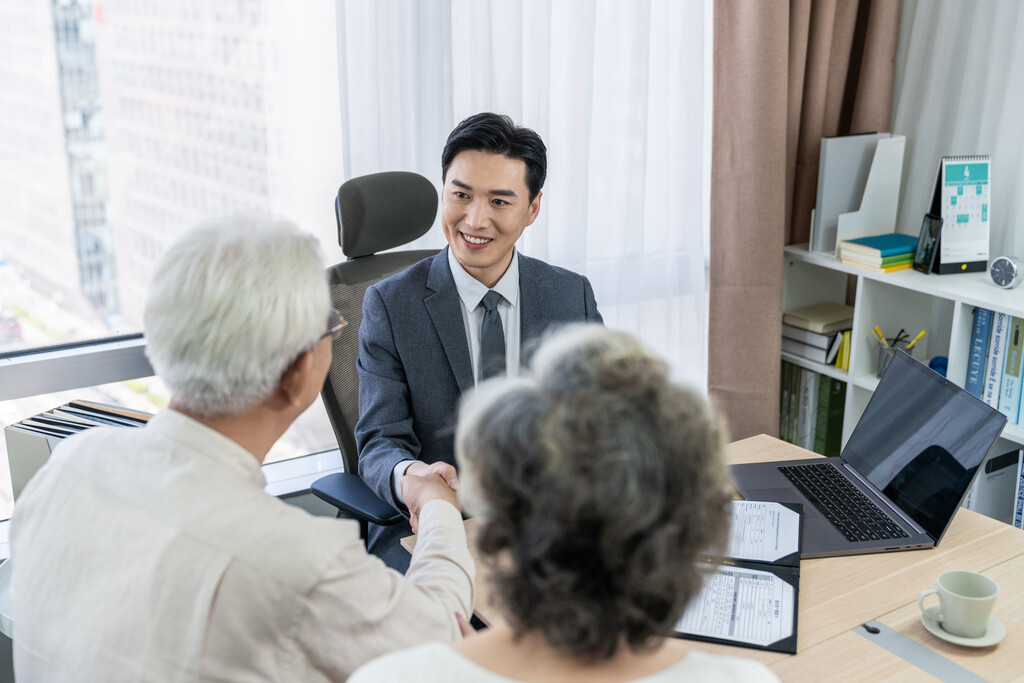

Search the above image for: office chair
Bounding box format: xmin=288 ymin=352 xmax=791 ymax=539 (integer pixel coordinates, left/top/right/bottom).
xmin=310 ymin=171 xmax=440 ymax=539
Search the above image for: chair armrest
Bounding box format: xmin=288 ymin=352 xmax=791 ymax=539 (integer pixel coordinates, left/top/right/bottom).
xmin=310 ymin=472 xmax=403 ymax=526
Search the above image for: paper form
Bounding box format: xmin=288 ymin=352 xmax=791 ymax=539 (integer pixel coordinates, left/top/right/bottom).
xmin=726 ymin=500 xmax=801 ymax=563
xmin=676 ymin=564 xmax=796 ymax=648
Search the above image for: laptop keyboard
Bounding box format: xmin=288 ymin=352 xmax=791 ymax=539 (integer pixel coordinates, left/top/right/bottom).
xmin=779 ymin=464 xmax=909 ymax=542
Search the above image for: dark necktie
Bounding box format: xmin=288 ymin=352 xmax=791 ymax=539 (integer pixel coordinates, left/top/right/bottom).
xmin=480 ymin=290 xmax=506 ymax=380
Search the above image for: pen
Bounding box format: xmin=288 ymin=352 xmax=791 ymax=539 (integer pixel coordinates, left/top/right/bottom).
xmin=904 ymin=329 xmax=927 ymax=350
xmin=874 ymin=326 xmax=890 ymax=347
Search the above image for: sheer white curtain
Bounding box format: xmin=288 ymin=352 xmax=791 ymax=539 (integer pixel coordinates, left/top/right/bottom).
xmin=893 ymin=0 xmax=1024 ymax=259
xmin=335 ymin=0 xmax=710 ymax=388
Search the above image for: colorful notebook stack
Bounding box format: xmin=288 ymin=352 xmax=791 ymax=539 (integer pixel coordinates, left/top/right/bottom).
xmin=965 ymin=307 xmax=1024 ymax=426
xmin=838 ymin=233 xmax=918 ymax=273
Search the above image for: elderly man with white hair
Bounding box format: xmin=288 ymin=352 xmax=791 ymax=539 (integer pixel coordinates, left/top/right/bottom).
xmin=9 ymin=217 xmax=474 ymax=682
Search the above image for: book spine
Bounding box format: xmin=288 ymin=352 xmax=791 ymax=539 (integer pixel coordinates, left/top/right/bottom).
xmin=999 ymin=317 xmax=1024 ymax=423
xmin=781 ymin=337 xmax=829 ymax=363
xmin=983 ymin=312 xmax=1009 ymax=408
xmin=839 ymin=242 xmax=916 ymax=258
xmin=840 ymin=330 xmax=851 ymax=371
xmin=823 ymin=380 xmax=846 ymax=457
xmin=781 ymin=324 xmax=835 ymax=349
xmin=780 ymin=362 xmax=791 ymax=442
xmin=813 ymin=375 xmax=832 ymax=455
xmin=806 ymin=371 xmax=820 ymax=449
xmin=1014 ymin=450 xmax=1024 ymax=529
xmin=796 ymin=370 xmax=818 ymax=450
xmin=790 ymin=366 xmax=798 ymax=446
xmin=840 ymin=251 xmax=914 ymax=267
xmin=840 ymin=259 xmax=912 ymax=274
xmin=965 ymin=308 xmax=993 ymax=398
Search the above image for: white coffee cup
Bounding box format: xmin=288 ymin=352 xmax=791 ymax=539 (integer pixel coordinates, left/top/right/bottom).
xmin=918 ymin=570 xmax=998 ymax=639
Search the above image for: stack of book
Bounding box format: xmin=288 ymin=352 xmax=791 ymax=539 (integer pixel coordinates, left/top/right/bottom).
xmin=838 ymin=233 xmax=918 ymax=273
xmin=4 ymin=400 xmax=152 ymax=499
xmin=781 ymin=302 xmax=854 ymax=367
xmin=779 ymin=360 xmax=846 ymax=457
xmin=965 ymin=307 xmax=1024 ymax=426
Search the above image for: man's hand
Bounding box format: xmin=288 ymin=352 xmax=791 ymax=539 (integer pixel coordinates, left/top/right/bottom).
xmin=404 ymin=461 xmax=459 ymax=491
xmin=402 ymin=462 xmax=461 ymax=534
xmin=456 ymin=613 xmax=475 ymax=639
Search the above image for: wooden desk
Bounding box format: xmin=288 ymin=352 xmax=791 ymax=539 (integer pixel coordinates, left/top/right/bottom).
xmin=717 ymin=435 xmax=1024 ymax=681
xmin=411 ymin=435 xmax=1024 ymax=680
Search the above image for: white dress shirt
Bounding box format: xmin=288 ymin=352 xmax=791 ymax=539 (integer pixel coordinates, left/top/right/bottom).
xmin=10 ymin=409 xmax=474 ymax=682
xmin=392 ymin=249 xmax=522 ymax=504
xmin=446 ymin=246 xmax=521 ymax=383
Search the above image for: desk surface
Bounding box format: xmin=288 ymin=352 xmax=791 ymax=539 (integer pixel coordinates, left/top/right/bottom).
xmin=429 ymin=435 xmax=1024 ymax=681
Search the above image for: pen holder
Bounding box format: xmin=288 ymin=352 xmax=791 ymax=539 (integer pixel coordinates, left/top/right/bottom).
xmin=877 ymin=339 xmax=910 ymax=378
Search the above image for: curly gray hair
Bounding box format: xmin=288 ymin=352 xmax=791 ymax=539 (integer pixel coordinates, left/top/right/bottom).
xmin=456 ymin=324 xmax=732 ymax=661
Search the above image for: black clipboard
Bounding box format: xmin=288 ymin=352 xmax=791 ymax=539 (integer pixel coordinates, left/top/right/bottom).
xmin=674 ymin=501 xmax=802 ymax=655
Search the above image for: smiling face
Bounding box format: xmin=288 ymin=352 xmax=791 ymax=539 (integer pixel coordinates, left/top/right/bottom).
xmin=441 ymin=149 xmax=542 ymax=288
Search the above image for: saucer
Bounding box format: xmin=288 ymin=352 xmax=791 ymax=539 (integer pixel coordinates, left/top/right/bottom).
xmin=921 ymin=607 xmax=1005 ymax=647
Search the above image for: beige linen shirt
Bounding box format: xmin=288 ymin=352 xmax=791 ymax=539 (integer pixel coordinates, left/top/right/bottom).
xmin=10 ymin=409 xmax=474 ymax=682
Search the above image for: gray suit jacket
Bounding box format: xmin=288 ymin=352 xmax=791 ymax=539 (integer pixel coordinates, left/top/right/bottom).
xmin=355 ymin=248 xmax=602 ymax=566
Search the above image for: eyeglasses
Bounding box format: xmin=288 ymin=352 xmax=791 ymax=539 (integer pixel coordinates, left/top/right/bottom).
xmin=320 ymin=308 xmax=348 ymax=343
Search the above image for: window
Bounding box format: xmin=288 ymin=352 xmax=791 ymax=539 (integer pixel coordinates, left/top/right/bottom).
xmin=0 ymin=1 xmax=348 ymax=505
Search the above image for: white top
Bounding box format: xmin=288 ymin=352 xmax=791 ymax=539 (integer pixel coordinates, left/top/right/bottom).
xmin=350 ymin=642 xmax=781 ymax=682
xmin=392 ymin=248 xmax=522 ymax=504
xmin=10 ymin=409 xmax=475 ymax=682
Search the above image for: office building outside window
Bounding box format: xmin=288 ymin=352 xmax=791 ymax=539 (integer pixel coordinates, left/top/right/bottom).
xmin=0 ymin=0 xmax=346 ymax=516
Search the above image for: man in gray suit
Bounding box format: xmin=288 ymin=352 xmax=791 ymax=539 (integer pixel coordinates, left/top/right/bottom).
xmin=356 ymin=113 xmax=603 ymax=570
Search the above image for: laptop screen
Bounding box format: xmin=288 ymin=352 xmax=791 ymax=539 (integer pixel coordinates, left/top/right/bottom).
xmin=841 ymin=350 xmax=1007 ymax=541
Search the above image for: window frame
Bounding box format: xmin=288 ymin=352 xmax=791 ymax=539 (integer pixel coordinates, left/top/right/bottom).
xmin=0 ymin=336 xmax=343 ymax=496
xmin=0 ymin=335 xmax=151 ymax=401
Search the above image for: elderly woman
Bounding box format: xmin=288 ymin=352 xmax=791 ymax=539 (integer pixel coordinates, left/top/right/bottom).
xmin=352 ymin=325 xmax=778 ymax=682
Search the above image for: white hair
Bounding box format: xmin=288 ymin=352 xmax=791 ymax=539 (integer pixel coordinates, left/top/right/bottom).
xmin=144 ymin=216 xmax=328 ymax=417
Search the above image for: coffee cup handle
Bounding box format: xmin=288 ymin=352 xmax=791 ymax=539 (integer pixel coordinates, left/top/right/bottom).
xmin=918 ymin=588 xmax=940 ymax=621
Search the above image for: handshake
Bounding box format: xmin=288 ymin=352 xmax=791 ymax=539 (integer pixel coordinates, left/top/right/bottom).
xmin=400 ymin=462 xmax=461 ymax=534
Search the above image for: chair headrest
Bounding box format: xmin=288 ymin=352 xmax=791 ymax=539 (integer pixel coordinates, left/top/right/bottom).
xmin=337 ymin=171 xmax=438 ymax=258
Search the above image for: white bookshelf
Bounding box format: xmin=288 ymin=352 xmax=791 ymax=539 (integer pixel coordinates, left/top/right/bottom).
xmin=782 ymin=242 xmax=1024 ymax=450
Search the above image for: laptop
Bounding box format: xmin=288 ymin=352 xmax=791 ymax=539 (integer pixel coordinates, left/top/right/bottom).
xmin=732 ymin=350 xmax=1007 ymax=558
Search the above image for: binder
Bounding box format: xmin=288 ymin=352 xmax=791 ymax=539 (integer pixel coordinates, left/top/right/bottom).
xmin=810 ymin=133 xmax=891 ymax=253
xmin=833 ymin=136 xmax=906 ymax=252
xmin=674 ymin=500 xmax=802 ymax=654
xmin=4 ymin=401 xmax=152 ymax=499
xmin=928 ymin=155 xmax=991 ymax=274
xmin=4 ymin=426 xmax=62 ymax=500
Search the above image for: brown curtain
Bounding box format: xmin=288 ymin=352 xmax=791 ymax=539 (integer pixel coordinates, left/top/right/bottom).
xmin=708 ymin=0 xmax=900 ymax=440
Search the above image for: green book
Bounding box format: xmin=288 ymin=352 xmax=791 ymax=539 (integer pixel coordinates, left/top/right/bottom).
xmin=841 ymin=251 xmax=914 ymax=267
xmin=780 ymin=361 xmax=791 ymax=441
xmin=787 ymin=367 xmax=801 ymax=443
xmin=813 ymin=375 xmax=832 ymax=455
xmin=814 ymin=378 xmax=846 ymax=457
xmin=879 ymin=253 xmax=914 ymax=266
xmin=998 ymin=317 xmax=1024 ymax=423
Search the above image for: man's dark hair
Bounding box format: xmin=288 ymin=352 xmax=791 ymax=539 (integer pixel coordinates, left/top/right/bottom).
xmin=441 ymin=113 xmax=547 ymax=200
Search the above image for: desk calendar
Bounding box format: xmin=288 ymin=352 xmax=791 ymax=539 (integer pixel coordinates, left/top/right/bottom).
xmin=928 ymin=155 xmax=991 ymax=274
